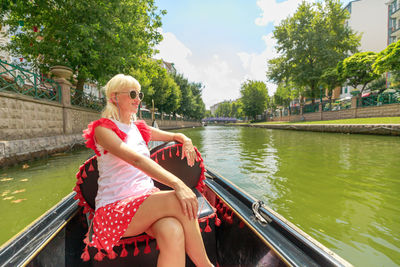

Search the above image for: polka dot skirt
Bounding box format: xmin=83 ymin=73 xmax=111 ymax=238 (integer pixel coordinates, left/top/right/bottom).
xmin=81 ymin=187 xmax=159 ymax=261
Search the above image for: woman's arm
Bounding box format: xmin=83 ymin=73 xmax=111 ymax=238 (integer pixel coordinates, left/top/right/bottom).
xmin=150 ymin=127 xmax=197 ymax=167
xmin=95 ymin=126 xmax=198 ymax=220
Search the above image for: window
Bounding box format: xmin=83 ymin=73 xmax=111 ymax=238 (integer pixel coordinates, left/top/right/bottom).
xmin=345 ymin=87 xmax=348 ymax=94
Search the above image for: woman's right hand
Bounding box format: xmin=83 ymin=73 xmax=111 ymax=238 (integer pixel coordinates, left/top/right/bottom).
xmin=174 ymin=181 xmax=198 ymax=220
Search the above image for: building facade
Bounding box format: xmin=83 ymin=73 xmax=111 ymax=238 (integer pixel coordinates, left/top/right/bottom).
xmin=388 ymin=0 xmax=400 ymax=44
xmin=340 ymin=0 xmax=388 ymax=99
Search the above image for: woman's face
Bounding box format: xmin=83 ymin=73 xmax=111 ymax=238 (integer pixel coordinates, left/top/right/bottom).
xmin=113 ymin=87 xmax=142 ymax=115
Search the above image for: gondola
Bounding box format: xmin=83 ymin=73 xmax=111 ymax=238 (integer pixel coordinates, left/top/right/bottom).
xmin=0 ymin=135 xmax=352 ymax=267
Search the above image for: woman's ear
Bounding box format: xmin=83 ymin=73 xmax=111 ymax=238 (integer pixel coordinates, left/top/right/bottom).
xmin=110 ymin=93 xmax=117 ymax=104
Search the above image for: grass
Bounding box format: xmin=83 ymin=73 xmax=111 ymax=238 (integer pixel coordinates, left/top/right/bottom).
xmin=253 ymin=117 xmax=400 ymax=125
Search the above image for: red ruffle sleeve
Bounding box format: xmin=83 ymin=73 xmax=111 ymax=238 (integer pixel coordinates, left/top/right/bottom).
xmin=82 ymin=118 xmax=128 ymax=156
xmin=134 ymin=120 xmax=152 ymax=145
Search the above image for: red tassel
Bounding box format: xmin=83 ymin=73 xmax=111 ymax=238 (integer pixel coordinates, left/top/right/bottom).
xmin=227 ymin=212 xmax=234 ymax=224
xmin=176 ymin=146 xmax=180 ymax=157
xmin=88 ymin=162 xmax=95 ymax=171
xmin=77 ymin=177 xmax=83 ymax=184
xmin=144 ymin=238 xmax=151 ymax=254
xmin=205 ymin=218 xmax=212 ymax=232
xmin=82 ymin=169 xmax=87 ymax=178
xmin=169 ymin=147 xmax=172 ymax=158
xmin=155 ymin=155 xmax=158 ymax=163
xmin=94 ymin=250 xmax=105 ymax=261
xmin=239 ymin=221 xmax=245 ymax=228
xmin=81 ymin=245 xmax=90 ymax=261
xmin=223 ymin=211 xmax=229 ymax=221
xmin=120 ymin=244 xmax=128 ymax=257
xmin=83 ymin=205 xmax=90 ymax=213
xmin=162 ymin=150 xmax=165 ymax=160
xmin=107 ymin=249 xmax=117 ymax=260
xmin=89 ymin=212 xmax=94 ymax=220
xmin=215 ymin=216 xmax=221 ymax=226
xmin=134 ymin=241 xmax=139 ymax=256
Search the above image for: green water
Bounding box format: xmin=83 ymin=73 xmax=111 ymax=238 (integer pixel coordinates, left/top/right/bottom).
xmin=0 ymin=149 xmax=92 ymax=246
xmin=1 ymin=126 xmax=399 ymax=266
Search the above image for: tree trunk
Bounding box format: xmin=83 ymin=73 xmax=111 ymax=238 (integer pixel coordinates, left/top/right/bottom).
xmin=74 ymin=76 xmax=85 ymax=104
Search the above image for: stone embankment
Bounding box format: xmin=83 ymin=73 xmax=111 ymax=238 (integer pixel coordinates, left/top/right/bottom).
xmin=0 ymin=89 xmax=201 ymax=167
xmin=241 ymin=124 xmax=400 ymax=136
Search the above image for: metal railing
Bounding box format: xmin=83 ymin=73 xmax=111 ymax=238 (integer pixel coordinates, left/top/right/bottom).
xmin=70 ymin=87 xmax=105 ymax=111
xmin=358 ymin=93 xmax=400 ymax=107
xmin=303 ymin=103 xmax=319 ymax=113
xmin=0 ymin=60 xmax=61 ymax=103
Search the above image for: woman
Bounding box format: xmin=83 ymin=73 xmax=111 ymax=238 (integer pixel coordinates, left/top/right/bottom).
xmin=82 ymin=74 xmax=213 ymax=267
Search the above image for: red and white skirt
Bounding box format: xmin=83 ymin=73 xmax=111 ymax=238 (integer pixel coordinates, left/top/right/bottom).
xmin=81 ymin=187 xmax=160 ymax=261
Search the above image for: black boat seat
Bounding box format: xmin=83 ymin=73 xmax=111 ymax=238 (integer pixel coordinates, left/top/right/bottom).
xmin=74 ymin=142 xmax=217 ymax=266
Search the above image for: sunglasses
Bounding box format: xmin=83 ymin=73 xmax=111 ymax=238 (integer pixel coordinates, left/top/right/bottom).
xmin=118 ymin=90 xmax=144 ymax=101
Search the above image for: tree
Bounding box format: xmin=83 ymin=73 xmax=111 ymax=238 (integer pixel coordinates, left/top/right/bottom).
xmin=0 ymin=0 xmax=164 ymax=91
xmin=373 ymin=40 xmax=400 ymax=74
xmin=321 ymin=67 xmax=344 ymax=109
xmin=267 ymin=0 xmax=359 ymax=100
xmin=337 ymin=51 xmax=380 ymax=94
xmin=240 ymin=80 xmax=269 ymax=120
xmin=150 ymin=66 xmax=181 ymax=114
xmin=173 ymin=73 xmax=195 ymax=117
xmin=366 ymin=76 xmax=388 ymax=94
xmin=215 ymin=101 xmax=231 ymax=117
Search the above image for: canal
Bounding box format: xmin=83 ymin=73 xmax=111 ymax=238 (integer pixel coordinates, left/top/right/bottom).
xmin=0 ymin=126 xmax=399 ymax=266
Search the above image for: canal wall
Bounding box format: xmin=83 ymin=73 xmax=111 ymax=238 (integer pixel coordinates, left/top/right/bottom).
xmin=242 ymin=124 xmax=400 ymax=136
xmin=269 ymin=101 xmax=400 ymax=123
xmin=0 ymin=88 xmax=201 ymax=167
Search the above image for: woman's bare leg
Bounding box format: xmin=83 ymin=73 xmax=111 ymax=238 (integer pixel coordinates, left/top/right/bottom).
xmin=146 ymin=217 xmax=185 ymax=267
xmin=123 ymin=191 xmax=212 ymax=267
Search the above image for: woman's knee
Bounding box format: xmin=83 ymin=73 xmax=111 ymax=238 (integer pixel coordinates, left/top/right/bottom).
xmin=153 ymin=217 xmax=184 ymax=247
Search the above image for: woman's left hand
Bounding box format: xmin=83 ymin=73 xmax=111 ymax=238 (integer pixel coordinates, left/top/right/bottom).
xmin=181 ymin=139 xmax=196 ymax=167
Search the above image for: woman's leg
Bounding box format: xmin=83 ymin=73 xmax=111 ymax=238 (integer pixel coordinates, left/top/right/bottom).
xmin=146 ymin=217 xmax=185 ymax=267
xmin=123 ymin=191 xmax=212 ymax=267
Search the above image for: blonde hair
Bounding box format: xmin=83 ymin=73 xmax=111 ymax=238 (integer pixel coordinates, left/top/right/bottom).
xmin=101 ymin=74 xmax=141 ymax=122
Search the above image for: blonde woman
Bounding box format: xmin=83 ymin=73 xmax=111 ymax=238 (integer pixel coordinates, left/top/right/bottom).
xmin=82 ymin=74 xmax=212 ymax=267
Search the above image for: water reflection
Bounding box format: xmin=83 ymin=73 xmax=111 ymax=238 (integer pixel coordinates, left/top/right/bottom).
xmin=178 ymin=126 xmax=400 ymax=267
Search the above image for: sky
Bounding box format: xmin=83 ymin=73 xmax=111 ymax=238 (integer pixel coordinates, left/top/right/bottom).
xmin=154 ymin=0 xmax=353 ymax=109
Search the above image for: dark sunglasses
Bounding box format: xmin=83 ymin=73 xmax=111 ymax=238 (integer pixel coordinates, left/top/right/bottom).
xmin=119 ymin=90 xmax=144 ymax=100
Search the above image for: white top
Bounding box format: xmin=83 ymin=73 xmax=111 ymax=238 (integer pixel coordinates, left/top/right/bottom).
xmin=94 ymin=119 xmax=155 ymax=210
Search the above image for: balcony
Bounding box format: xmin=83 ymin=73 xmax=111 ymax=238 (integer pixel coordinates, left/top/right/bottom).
xmin=389 ymin=2 xmax=400 ymax=19
xmin=390 ymin=26 xmax=400 ymax=39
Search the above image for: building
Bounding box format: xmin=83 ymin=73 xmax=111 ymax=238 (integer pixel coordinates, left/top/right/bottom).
xmin=345 ymin=0 xmax=388 ymax=53
xmin=340 ymin=0 xmax=388 ymax=99
xmin=388 ymin=0 xmax=400 ymax=45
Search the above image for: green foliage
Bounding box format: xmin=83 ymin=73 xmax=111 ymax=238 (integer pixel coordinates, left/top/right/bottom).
xmin=0 ymin=0 xmax=164 ymax=88
xmin=240 ymin=80 xmax=269 ymax=120
xmin=215 ymin=101 xmax=231 ymax=117
xmin=373 ymin=40 xmax=400 ymax=74
xmin=321 ymin=67 xmax=343 ymax=94
xmin=389 ymin=70 xmax=400 ymax=89
xmin=268 ymin=0 xmax=360 ymax=98
xmin=214 ymin=100 xmax=243 ymax=118
xmin=171 ymin=72 xmax=206 ymax=119
xmin=366 ymin=76 xmax=387 ymax=93
xmin=337 ymin=51 xmax=380 ymax=93
xmin=150 ymin=65 xmax=180 ymax=114
xmin=273 ymin=81 xmax=299 ymax=107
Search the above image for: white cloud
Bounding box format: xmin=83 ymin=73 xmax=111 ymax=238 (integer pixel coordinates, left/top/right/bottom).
xmin=154 ymin=1 xmax=315 ymax=108
xmin=155 ymin=31 xmax=241 ymax=109
xmin=236 ymin=0 xmax=315 ymax=95
xmin=255 ymin=0 xmax=312 ymax=26
xmin=237 ymin=33 xmax=278 ymax=95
